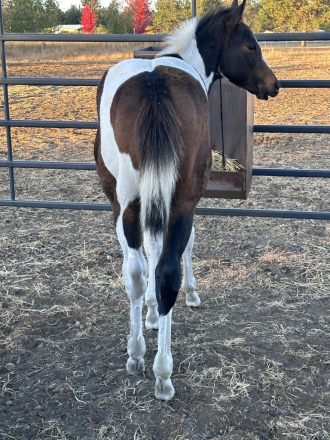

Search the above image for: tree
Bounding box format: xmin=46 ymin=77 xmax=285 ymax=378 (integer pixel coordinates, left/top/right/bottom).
xmin=2 ymin=0 xmax=61 ymax=33
xmin=152 ymin=0 xmax=191 ymax=33
xmin=124 ymin=0 xmax=153 ymax=34
xmin=257 ymin=0 xmax=330 ymax=32
xmin=243 ymin=0 xmax=261 ymax=32
xmin=81 ymin=0 xmax=100 ymax=13
xmin=152 ymin=0 xmax=259 ymax=34
xmin=81 ymin=4 xmax=97 ymax=33
xmin=61 ymin=5 xmax=82 ymax=24
xmin=99 ymin=1 xmax=134 ymax=33
xmin=198 ymin=0 xmax=226 ymax=14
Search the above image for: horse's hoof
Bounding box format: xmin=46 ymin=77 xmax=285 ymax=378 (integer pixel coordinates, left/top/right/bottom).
xmin=145 ymin=308 xmax=159 ymax=330
xmin=127 ymin=357 xmax=145 ymax=375
xmin=155 ymin=377 xmax=175 ymax=400
xmin=186 ymin=291 xmax=201 ymax=308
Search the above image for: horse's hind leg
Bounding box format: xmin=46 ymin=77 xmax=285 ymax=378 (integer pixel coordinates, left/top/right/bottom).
xmin=154 ymin=309 xmax=174 ymax=400
xmin=153 ymin=208 xmax=195 ymax=400
xmin=182 ymin=226 xmax=200 ymax=307
xmin=143 ymin=231 xmax=163 ymax=329
xmin=117 ymin=199 xmax=147 ymax=375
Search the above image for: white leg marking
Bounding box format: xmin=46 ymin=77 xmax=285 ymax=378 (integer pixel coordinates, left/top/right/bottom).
xmin=116 ymin=217 xmax=147 ymax=375
xmin=143 ymin=232 xmax=163 ymax=329
xmin=182 ymin=226 xmax=200 ymax=307
xmin=153 ymin=309 xmax=175 ymax=400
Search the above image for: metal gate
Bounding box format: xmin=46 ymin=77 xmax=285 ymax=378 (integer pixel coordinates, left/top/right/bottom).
xmin=1 ymin=1 xmax=330 ymax=220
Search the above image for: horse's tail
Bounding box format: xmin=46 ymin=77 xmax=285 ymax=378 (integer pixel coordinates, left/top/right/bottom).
xmin=137 ymin=70 xmax=183 ymax=236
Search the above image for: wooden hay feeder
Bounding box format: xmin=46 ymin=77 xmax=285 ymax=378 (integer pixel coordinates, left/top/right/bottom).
xmin=134 ymin=46 xmax=254 ymax=200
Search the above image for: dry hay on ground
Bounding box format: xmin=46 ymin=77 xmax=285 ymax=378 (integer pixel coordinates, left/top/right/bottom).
xmin=0 ymin=47 xmax=330 ymax=440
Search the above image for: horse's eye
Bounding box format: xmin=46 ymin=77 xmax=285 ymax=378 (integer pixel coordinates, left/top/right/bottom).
xmin=248 ymin=44 xmax=257 ymax=51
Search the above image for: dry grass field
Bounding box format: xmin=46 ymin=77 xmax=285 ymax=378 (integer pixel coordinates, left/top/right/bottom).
xmin=0 ymin=44 xmax=330 ymax=440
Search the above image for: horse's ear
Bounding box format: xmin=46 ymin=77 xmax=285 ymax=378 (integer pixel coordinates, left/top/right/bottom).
xmin=227 ymin=0 xmax=246 ymax=26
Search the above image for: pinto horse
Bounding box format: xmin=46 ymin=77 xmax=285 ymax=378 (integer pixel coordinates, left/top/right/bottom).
xmin=94 ymin=0 xmax=279 ymax=400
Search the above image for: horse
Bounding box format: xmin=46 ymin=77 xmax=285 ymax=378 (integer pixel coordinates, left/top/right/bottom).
xmin=94 ymin=0 xmax=279 ymax=401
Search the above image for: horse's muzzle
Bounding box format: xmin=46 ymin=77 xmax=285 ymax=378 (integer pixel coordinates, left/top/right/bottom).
xmin=257 ymin=80 xmax=280 ymax=100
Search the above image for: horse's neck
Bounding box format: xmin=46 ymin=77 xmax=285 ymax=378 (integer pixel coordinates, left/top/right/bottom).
xmin=178 ymin=38 xmax=214 ymax=92
xmin=159 ymin=17 xmax=216 ymax=91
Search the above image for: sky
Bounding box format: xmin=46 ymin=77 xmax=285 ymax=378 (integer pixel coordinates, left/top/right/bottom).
xmin=58 ymin=0 xmax=112 ymax=11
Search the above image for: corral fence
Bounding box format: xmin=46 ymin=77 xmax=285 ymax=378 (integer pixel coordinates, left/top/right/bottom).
xmin=1 ymin=0 xmax=330 ymax=220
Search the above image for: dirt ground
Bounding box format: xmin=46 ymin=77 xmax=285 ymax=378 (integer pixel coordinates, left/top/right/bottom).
xmin=0 ymin=47 xmax=330 ymax=440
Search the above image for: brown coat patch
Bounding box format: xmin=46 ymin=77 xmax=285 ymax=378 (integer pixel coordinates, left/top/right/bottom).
xmin=110 ymin=65 xmax=211 ymax=206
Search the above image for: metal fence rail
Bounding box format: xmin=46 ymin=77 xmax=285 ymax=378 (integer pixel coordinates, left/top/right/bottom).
xmin=1 ymin=1 xmax=330 ymax=219
xmin=2 ymin=31 xmax=330 ymax=42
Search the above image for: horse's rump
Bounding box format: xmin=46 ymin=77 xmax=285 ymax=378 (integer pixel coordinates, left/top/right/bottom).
xmin=110 ymin=65 xmax=210 ymax=236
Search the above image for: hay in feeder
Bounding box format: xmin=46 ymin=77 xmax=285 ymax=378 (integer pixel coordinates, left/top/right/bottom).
xmin=212 ymin=150 xmax=245 ymax=172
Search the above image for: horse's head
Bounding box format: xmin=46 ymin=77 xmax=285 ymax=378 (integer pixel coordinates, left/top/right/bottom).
xmin=196 ymin=0 xmax=279 ymax=100
xmin=220 ymin=0 xmax=279 ymax=100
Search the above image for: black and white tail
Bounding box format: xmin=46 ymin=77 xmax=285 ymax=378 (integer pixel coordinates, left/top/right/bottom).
xmin=137 ymin=70 xmax=183 ymax=236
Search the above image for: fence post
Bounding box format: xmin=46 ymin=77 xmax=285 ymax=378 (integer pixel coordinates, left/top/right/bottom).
xmin=192 ymin=0 xmax=196 ymax=18
xmin=0 ymin=0 xmax=15 ymax=200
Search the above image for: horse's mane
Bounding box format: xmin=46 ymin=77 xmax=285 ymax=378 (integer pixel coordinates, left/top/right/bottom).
xmin=196 ymin=6 xmax=234 ymax=34
xmin=157 ymin=17 xmax=199 ymax=57
xmin=157 ymin=7 xmax=233 ymax=57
